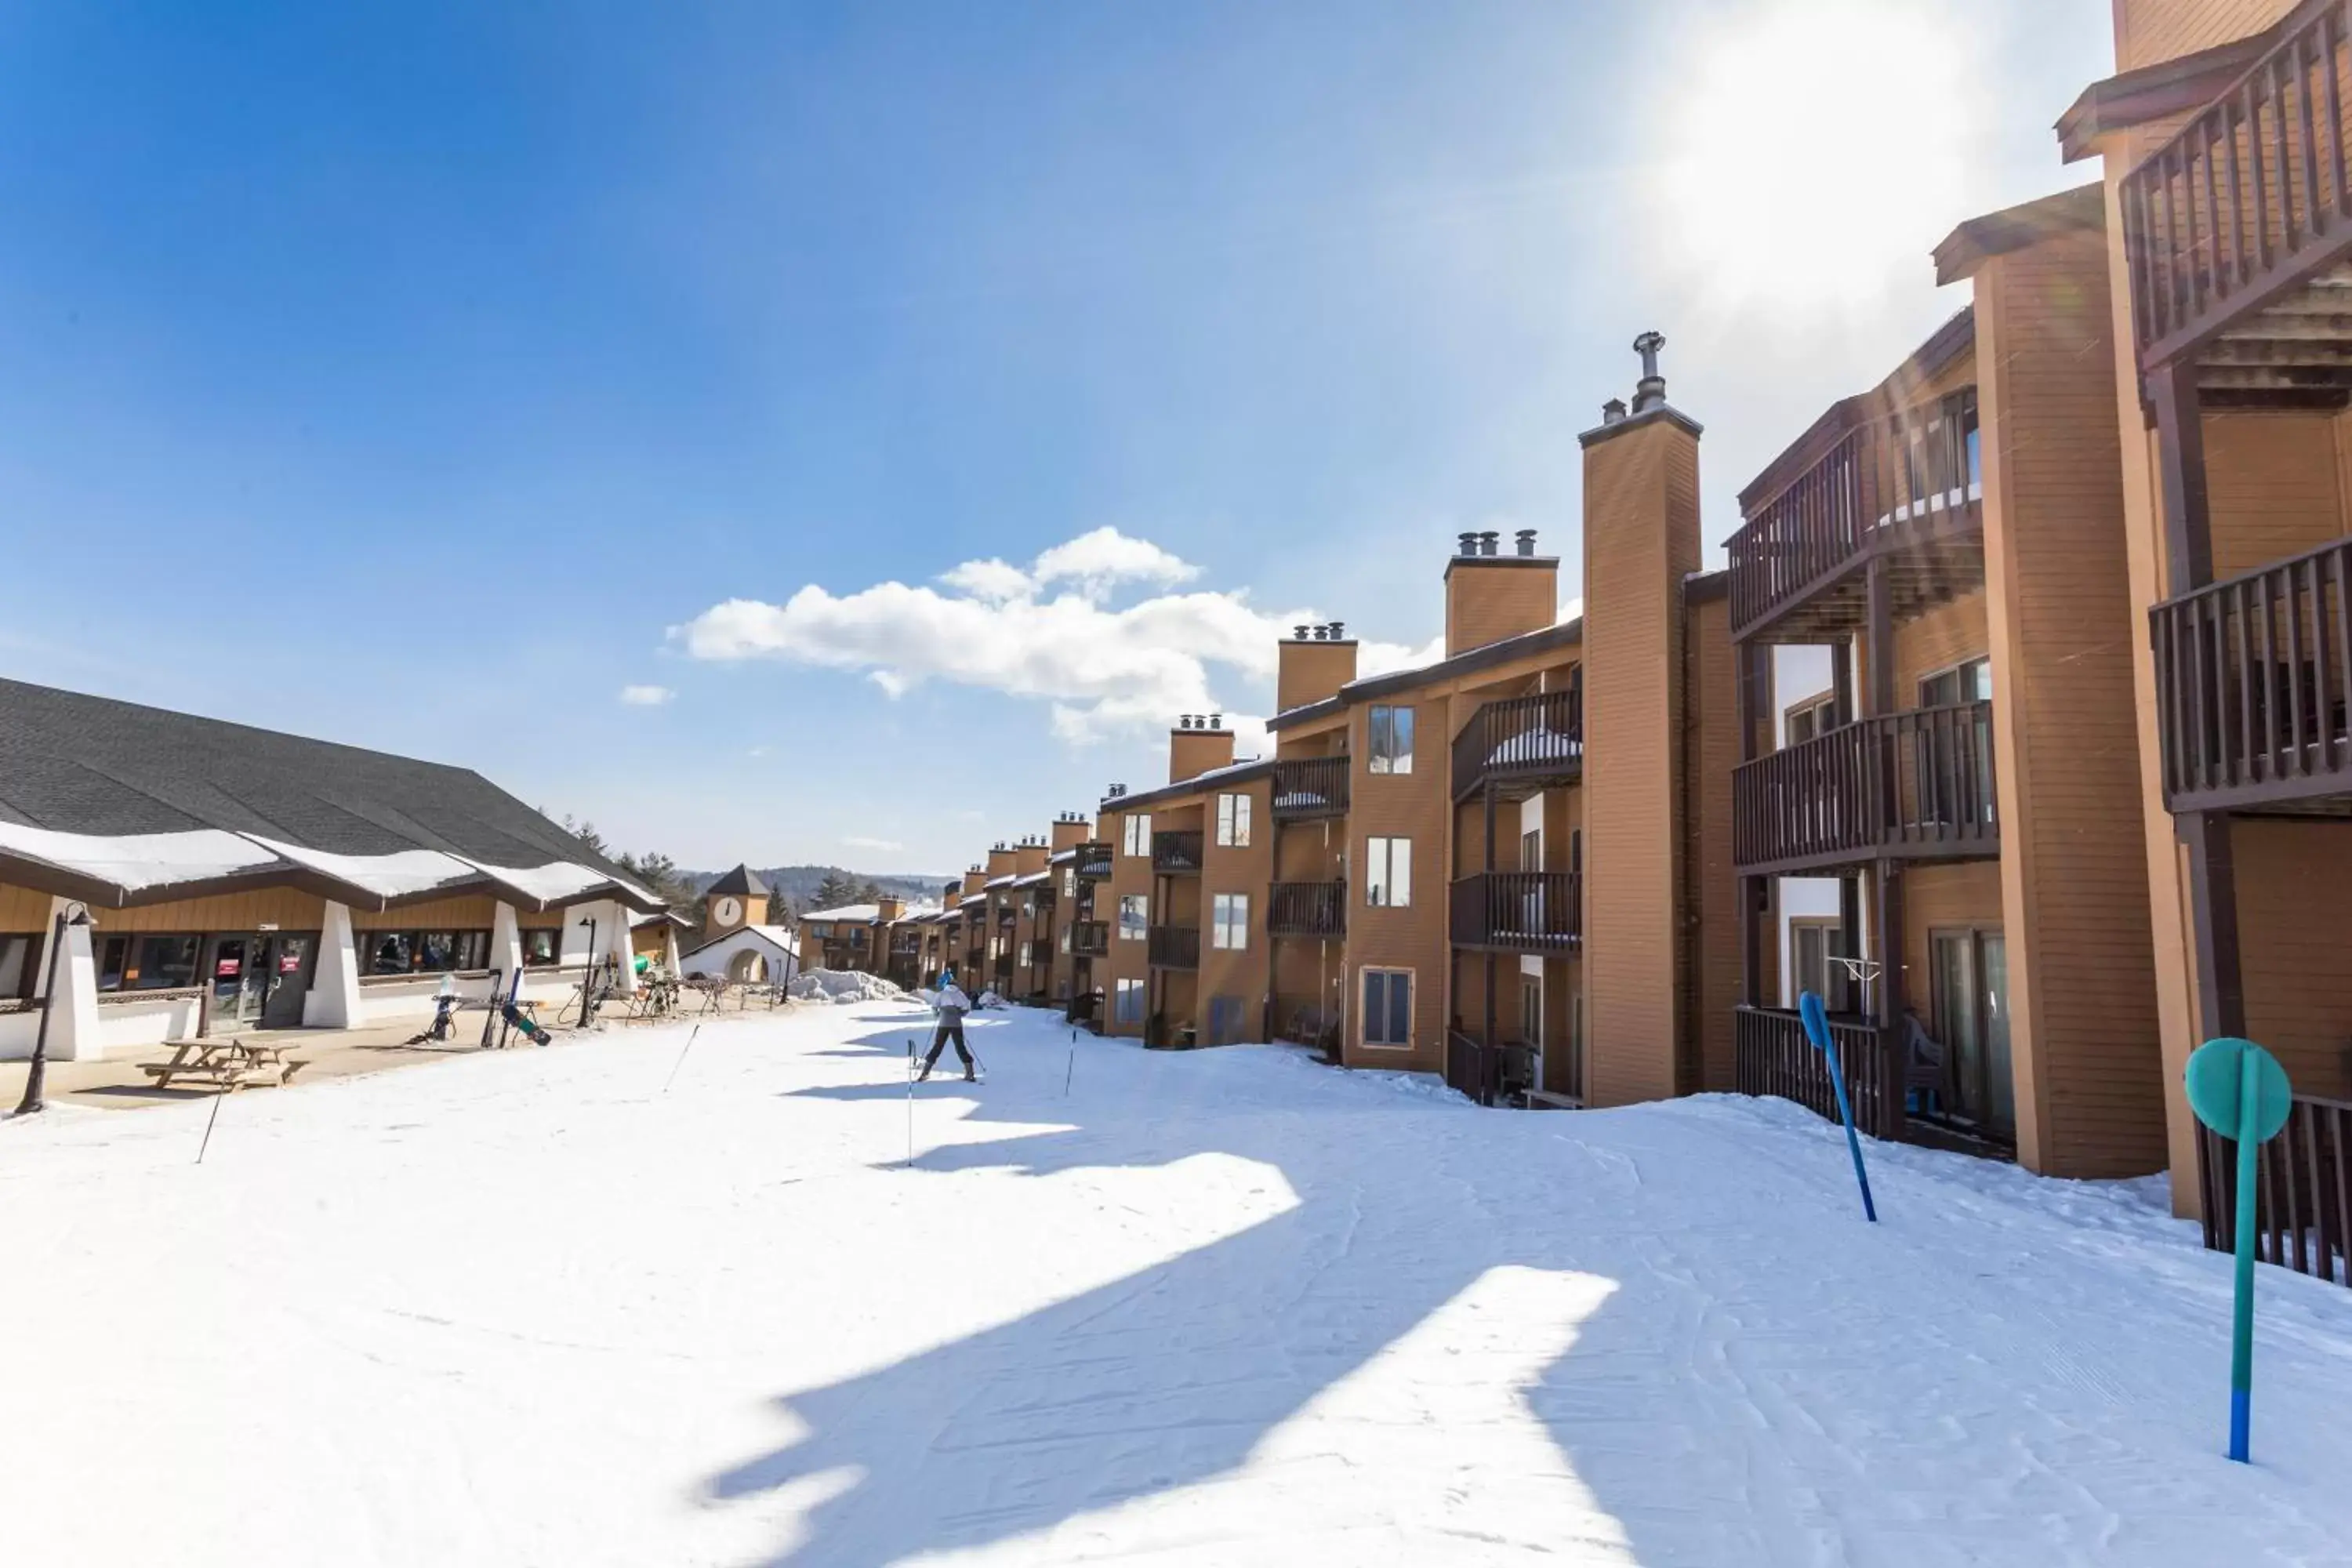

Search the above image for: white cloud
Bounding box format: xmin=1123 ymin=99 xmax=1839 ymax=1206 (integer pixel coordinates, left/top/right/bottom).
xmin=676 ymin=525 xmax=1447 ymax=745
xmin=617 ymin=684 xmax=675 ymax=706
xmin=842 ymin=836 xmax=905 ymax=854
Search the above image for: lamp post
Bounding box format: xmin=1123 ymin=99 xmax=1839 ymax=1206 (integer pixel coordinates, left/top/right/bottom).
xmin=16 ymin=904 xmax=91 ymax=1117
xmin=578 ymin=914 xmax=600 ymax=1027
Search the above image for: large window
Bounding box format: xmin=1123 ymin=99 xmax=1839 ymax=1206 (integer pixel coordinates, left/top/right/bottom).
xmin=1116 ymin=976 xmax=1145 ymax=1023
xmin=93 ymin=934 xmax=202 ymax=993
xmin=1368 ymin=705 xmax=1414 ymax=775
xmin=1784 ymin=690 xmax=1839 ymax=746
xmin=1118 ymin=895 xmax=1148 ymax=941
xmin=523 ymin=929 xmax=561 ymax=967
xmin=361 ymin=930 xmax=491 ymax=976
xmin=1364 ymin=837 xmax=1412 ymax=908
xmin=1215 ymin=792 xmax=1252 ymax=848
xmin=1121 ymin=813 xmax=1153 ymax=856
xmin=1211 ymin=892 xmax=1250 ymax=950
xmin=1362 ymin=968 xmax=1412 ymax=1047
xmin=0 ymin=933 xmax=37 ymax=1000
xmin=1788 ymin=918 xmax=1853 ymax=1014
xmin=1918 ymin=656 xmax=1992 ymax=709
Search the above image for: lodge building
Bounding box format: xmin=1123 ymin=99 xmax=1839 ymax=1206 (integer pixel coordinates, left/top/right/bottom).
xmin=0 ymin=677 xmax=667 ymax=1062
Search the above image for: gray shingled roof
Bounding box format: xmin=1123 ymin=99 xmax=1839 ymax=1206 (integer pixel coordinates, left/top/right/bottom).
xmin=0 ymin=677 xmax=655 ymax=911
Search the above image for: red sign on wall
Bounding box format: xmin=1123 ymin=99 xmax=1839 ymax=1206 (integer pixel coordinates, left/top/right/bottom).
xmin=279 ymin=952 xmax=303 ymax=974
xmin=216 ymin=957 xmax=241 ymax=978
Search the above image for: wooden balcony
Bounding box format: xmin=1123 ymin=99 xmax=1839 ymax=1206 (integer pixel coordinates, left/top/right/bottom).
xmin=1449 ymin=872 xmax=1580 ymax=953
xmin=2198 ymin=1088 xmax=2352 ymax=1287
xmin=1151 ymin=830 xmax=1204 ymax=874
xmin=1451 ymin=689 xmax=1581 ymax=803
xmin=1272 ymin=757 xmax=1349 ymax=820
xmin=1733 ymin=702 xmax=2000 ymax=876
xmin=2122 ymin=2 xmax=2352 ymax=385
xmin=1268 ymin=880 xmax=1346 ymax=938
xmin=1075 ymin=843 xmax=1114 ymax=879
xmin=1147 ymin=924 xmax=1200 ymax=970
xmin=2152 ymin=535 xmax=2352 ymax=813
xmin=1733 ymin=1006 xmax=1904 ymax=1141
xmin=1070 ymin=920 xmax=1109 ymax=957
xmin=1726 ymin=390 xmax=1984 ymax=642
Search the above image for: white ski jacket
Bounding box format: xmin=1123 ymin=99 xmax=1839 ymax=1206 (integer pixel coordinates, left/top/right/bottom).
xmin=935 ymin=983 xmax=973 ymax=1022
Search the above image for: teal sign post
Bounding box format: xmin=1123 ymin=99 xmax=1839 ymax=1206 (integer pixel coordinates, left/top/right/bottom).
xmin=2183 ymin=1036 xmax=2294 ymax=1465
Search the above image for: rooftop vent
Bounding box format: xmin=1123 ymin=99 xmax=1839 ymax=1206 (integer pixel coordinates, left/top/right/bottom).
xmin=1632 ymin=331 xmax=1668 ymax=412
xmin=1602 ymin=397 xmax=1628 ymax=424
xmin=1515 ymin=529 xmax=1537 ymax=557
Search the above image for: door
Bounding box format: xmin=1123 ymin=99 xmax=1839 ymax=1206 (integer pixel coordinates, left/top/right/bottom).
xmin=1931 ymin=929 xmax=2013 ymax=1138
xmin=260 ymin=935 xmax=316 ymax=1029
xmin=207 ymin=935 xmax=269 ymax=1033
xmin=1519 ymin=975 xmax=1543 ymax=1091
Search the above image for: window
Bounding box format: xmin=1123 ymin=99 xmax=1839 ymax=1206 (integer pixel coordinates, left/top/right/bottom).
xmin=1211 ymin=893 xmax=1250 ymax=950
xmin=523 ymin=929 xmax=561 ymax=967
xmin=1784 ymin=690 xmax=1838 ymax=746
xmin=1918 ymin=657 xmax=1991 ymax=709
xmin=1368 ymin=705 xmax=1414 ymax=775
xmin=94 ymin=933 xmax=201 ymax=993
xmin=1365 ymin=837 xmax=1412 ymax=907
xmin=1116 ymin=976 xmax=1145 ymax=1024
xmin=848 ymin=926 xmax=868 ymax=947
xmin=1121 ymin=813 xmax=1153 ymax=857
xmin=806 ymin=921 xmax=833 ymax=938
xmin=1362 ymin=968 xmax=1412 ymax=1047
xmin=1215 ymin=792 xmax=1252 ymax=848
xmin=1788 ymin=919 xmax=1853 ymax=1014
xmin=360 ymin=930 xmax=491 ymax=976
xmin=1062 ymin=868 xmax=1076 ymax=898
xmin=0 ymin=933 xmax=34 ymax=1000
xmin=1118 ymin=895 xmax=1148 ymax=941
xmin=1060 ymin=925 xmax=1072 ymax=953
xmin=1519 ymin=828 xmax=1542 ymax=873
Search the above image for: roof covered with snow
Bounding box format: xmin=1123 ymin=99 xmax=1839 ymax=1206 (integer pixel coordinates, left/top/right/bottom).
xmin=1011 ymin=869 xmax=1051 ymax=887
xmin=0 ymin=676 xmax=661 ymax=913
xmin=799 ymin=903 xmax=885 ymax=924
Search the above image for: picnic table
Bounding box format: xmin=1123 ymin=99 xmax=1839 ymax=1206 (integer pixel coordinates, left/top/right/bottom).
xmin=140 ymin=1036 xmax=308 ymax=1092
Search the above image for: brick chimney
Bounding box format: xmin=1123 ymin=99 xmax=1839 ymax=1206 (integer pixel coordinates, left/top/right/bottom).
xmin=877 ymin=895 xmax=905 ymax=921
xmin=1443 ymin=527 xmax=1559 ymax=657
xmin=1168 ymin=713 xmax=1236 ymax=783
xmin=1276 ymin=622 xmax=1359 ymax=713
xmin=1578 ymin=330 xmax=1703 ymax=1109
xmin=1050 ymin=812 xmax=1092 ymax=853
xmin=1014 ymin=836 xmax=1050 ymax=875
xmin=985 ymin=843 xmax=1018 ymax=880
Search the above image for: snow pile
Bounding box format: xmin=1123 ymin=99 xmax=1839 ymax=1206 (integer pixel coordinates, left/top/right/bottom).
xmin=977 ymin=988 xmax=1006 ymax=1008
xmin=787 ymin=967 xmax=908 ymax=1004
xmin=6 ymin=1004 xmax=2352 ymax=1566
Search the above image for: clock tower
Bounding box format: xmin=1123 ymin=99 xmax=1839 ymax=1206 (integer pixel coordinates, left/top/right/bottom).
xmin=700 ymin=865 xmax=771 ymax=946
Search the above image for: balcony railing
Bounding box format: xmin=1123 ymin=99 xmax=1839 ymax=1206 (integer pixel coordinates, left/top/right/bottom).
xmin=1268 ymin=880 xmax=1347 ymax=938
xmin=1152 ymin=831 xmax=1204 ymax=874
xmin=1726 ymin=390 xmax=1983 ymax=641
xmin=1732 ymin=702 xmax=1999 ymax=874
xmin=1733 ymin=1006 xmax=1904 ymax=1141
xmin=2198 ymin=1088 xmax=2352 ymax=1287
xmin=1272 ymin=756 xmax=1350 ymax=820
xmin=2121 ymin=0 xmax=2352 ymax=370
xmin=2152 ymin=535 xmax=2352 ymax=811
xmin=1450 ymin=872 xmax=1580 ymax=953
xmin=1070 ymin=920 xmax=1109 ymax=957
xmin=1075 ymin=843 xmax=1115 ymax=879
xmin=1452 ymin=689 xmax=1582 ymax=801
xmin=1147 ymin=924 xmax=1200 ymax=970
xmin=1444 ymin=1031 xmax=1537 ymax=1109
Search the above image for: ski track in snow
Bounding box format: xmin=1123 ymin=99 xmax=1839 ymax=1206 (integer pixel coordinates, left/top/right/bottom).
xmin=2 ymin=1001 xmax=2349 ymax=1566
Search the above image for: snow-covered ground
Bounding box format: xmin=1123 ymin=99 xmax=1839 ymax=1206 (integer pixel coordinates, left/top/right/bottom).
xmin=4 ymin=1001 xmax=2350 ymax=1566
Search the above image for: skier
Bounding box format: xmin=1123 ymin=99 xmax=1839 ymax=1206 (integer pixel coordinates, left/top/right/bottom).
xmin=920 ymin=971 xmax=977 ymax=1082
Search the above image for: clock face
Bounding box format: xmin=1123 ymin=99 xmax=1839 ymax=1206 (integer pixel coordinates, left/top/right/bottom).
xmin=713 ymin=896 xmax=742 ymax=927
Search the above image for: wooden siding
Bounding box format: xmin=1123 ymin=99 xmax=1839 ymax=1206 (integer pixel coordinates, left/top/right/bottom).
xmin=2205 ymin=412 xmax=2349 ymax=579
xmin=1343 ymin=693 xmax=1454 ymax=1069
xmin=350 ymin=893 xmax=502 ymax=931
xmin=2236 ymin=820 xmax=2352 ymax=1098
xmin=1978 ymin=229 xmax=2169 ymax=1179
xmin=1443 ymin=559 xmax=1559 ymax=659
xmin=1103 ymin=809 xmax=1152 ymax=1037
xmin=1196 ymin=777 xmax=1274 ymax=1041
xmin=1892 ymin=591 xmax=1990 ymax=711
xmin=2117 ymin=0 xmax=2299 ymax=73
xmin=0 ymin=882 xmax=52 ymax=931
xmin=1688 ymin=593 xmax=1741 ymax=1094
xmin=1582 ymin=415 xmax=1700 ymax=1107
xmin=89 ymin=886 xmax=326 ymax=934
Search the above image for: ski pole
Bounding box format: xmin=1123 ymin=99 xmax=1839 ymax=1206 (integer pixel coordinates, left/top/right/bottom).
xmin=905 ymin=1039 xmax=916 ymax=1167
xmin=660 ymin=1025 xmax=702 ymax=1097
xmin=1065 ymin=1029 xmax=1076 ymax=1095
xmin=196 ymin=1089 xmax=224 ymax=1165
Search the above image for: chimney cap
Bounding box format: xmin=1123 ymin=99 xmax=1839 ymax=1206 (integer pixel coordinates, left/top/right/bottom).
xmin=1457 ymin=531 xmax=1479 ymax=557
xmin=1328 ymin=619 xmax=1345 ymax=639
xmin=1515 ymin=529 xmax=1537 ymax=557
xmin=1632 ymin=331 xmax=1668 ymax=412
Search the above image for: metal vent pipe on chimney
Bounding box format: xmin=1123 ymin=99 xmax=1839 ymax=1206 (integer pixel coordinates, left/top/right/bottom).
xmin=1515 ymin=529 xmax=1537 ymax=557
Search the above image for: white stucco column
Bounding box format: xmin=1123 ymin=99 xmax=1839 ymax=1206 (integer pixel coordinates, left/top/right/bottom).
xmin=660 ymin=924 xmax=681 ymax=976
xmin=306 ymin=900 xmax=365 ymax=1029
xmin=604 ymin=901 xmax=637 ymax=985
xmin=38 ymin=898 xmax=101 ymax=1062
xmin=492 ymin=901 xmax=524 ymax=989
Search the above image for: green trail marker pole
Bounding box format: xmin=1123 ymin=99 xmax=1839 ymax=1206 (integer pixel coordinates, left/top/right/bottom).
xmin=2182 ymin=1036 xmax=2293 ymax=1465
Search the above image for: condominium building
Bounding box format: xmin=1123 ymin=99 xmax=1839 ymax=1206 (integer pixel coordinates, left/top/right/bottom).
xmin=2063 ymin=0 xmax=2352 ymax=1228
xmin=1725 ymin=187 xmax=2167 ymax=1180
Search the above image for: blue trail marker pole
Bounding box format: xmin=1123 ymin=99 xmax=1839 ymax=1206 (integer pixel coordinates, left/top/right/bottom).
xmin=1798 ymin=990 xmax=1877 ymax=1223
xmin=2183 ymin=1036 xmax=2293 ymax=1464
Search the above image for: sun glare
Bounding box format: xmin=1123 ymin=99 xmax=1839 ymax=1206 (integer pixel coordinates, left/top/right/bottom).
xmin=1650 ymin=0 xmax=1980 ymax=314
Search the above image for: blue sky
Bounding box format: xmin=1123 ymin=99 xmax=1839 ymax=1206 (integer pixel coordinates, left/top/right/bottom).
xmin=0 ymin=1 xmax=2113 ymax=873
